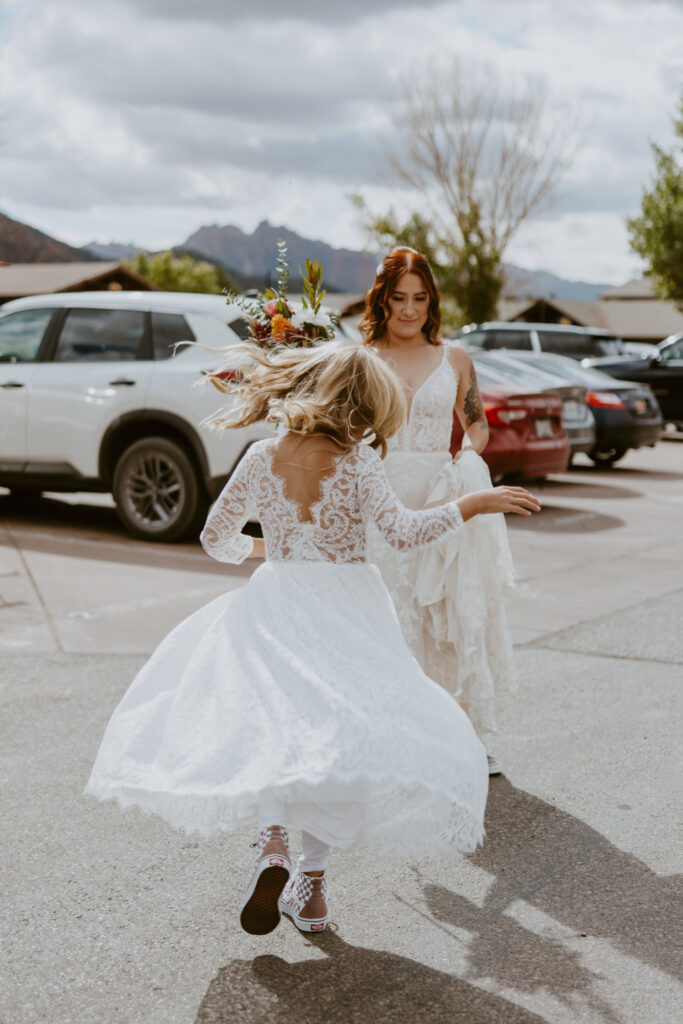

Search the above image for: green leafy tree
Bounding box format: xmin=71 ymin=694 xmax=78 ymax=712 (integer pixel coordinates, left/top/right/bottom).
xmin=124 ymin=250 xmax=231 ymax=294
xmin=354 ymin=59 xmax=568 ymax=326
xmin=627 ymin=97 xmax=683 ymax=308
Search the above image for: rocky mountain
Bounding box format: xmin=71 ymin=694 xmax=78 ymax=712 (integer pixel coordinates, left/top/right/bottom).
xmin=183 ymin=220 xmax=380 ymax=294
xmin=0 ymin=211 xmax=97 ymax=263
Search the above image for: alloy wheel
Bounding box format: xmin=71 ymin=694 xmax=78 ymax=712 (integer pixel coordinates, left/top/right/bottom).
xmin=121 ymin=452 xmax=186 ymax=530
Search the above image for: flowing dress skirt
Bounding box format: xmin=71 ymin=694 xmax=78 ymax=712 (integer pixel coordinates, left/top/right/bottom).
xmin=85 ymin=560 xmax=488 ymax=854
xmin=368 ymin=450 xmax=517 ymax=736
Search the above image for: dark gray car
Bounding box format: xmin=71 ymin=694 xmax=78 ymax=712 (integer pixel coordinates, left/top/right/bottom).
xmin=495 ymin=350 xmax=662 ymax=465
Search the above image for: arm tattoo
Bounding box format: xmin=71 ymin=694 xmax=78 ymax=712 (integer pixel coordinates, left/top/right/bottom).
xmin=463 ymin=364 xmax=485 ymax=427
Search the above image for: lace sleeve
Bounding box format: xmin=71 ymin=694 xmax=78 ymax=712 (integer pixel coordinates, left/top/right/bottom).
xmin=357 ymin=447 xmax=463 ymax=550
xmin=200 ymin=450 xmax=256 ymax=564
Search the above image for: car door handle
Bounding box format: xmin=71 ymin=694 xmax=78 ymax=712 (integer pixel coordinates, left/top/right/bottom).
xmin=0 ymin=381 xmax=25 ymax=388
xmin=108 ymin=378 xmax=136 ymax=386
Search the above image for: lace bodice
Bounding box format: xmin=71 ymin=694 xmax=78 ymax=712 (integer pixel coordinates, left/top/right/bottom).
xmin=385 ymin=344 xmax=458 ymax=454
xmin=200 ymin=439 xmax=464 ymax=564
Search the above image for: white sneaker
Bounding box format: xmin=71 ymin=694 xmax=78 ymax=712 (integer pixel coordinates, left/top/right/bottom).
xmin=487 ymin=754 xmax=503 ymax=776
xmin=240 ymin=825 xmax=291 ymax=935
xmin=279 ymin=869 xmax=329 ymax=933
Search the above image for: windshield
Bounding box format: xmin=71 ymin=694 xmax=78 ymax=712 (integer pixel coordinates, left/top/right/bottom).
xmin=474 ymin=352 xmax=564 ymax=389
xmin=518 ymin=354 xmax=620 ymax=386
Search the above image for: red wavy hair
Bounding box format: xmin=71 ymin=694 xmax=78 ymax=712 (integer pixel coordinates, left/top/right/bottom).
xmin=360 ymin=247 xmax=441 ymax=346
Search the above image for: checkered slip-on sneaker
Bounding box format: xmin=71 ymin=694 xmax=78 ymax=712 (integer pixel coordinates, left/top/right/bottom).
xmin=240 ymin=825 xmax=292 ymax=935
xmin=279 ymin=869 xmax=329 ymax=933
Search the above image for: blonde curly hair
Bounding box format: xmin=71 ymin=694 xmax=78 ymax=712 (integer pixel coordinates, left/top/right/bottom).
xmin=203 ymin=341 xmax=406 ymax=457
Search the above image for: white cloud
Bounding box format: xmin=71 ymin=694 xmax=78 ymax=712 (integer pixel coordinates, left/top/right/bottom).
xmin=0 ymin=0 xmax=681 ymax=283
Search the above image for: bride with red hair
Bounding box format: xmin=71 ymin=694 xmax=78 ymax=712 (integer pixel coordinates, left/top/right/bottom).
xmin=362 ymin=248 xmax=517 ymax=774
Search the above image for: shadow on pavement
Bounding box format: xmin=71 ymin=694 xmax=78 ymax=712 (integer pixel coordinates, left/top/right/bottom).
xmin=507 ymin=504 xmax=624 ymax=533
xmin=534 ymin=479 xmax=642 ymax=500
xmin=0 ymin=493 xmax=257 ymax=577
xmin=576 ymin=464 xmax=683 ymax=482
xmin=195 ymin=929 xmax=548 ymax=1024
xmin=417 ymin=778 xmax=680 ymax=1013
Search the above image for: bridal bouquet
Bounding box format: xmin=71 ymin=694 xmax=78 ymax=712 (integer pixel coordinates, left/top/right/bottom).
xmin=227 ymin=240 xmax=337 ymax=349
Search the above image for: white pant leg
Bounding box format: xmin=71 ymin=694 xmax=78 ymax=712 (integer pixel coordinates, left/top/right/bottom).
xmin=298 ymin=830 xmax=330 ymax=872
xmin=258 ymin=800 xmax=287 ymax=830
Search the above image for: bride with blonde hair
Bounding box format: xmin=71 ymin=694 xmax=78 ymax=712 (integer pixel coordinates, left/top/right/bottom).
xmin=86 ymin=340 xmax=539 ymax=937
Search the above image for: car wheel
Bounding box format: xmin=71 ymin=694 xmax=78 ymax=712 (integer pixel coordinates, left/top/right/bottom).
xmin=588 ymin=446 xmax=627 ymax=466
xmin=112 ymin=437 xmax=206 ymax=541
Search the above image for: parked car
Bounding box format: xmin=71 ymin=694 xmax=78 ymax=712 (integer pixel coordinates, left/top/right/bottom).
xmin=584 ymin=333 xmax=683 ymax=430
xmin=621 ymin=341 xmax=660 ymax=359
xmin=451 ymin=364 xmax=570 ymax=480
xmin=467 ymin=349 xmax=596 ymax=458
xmin=454 ymin=321 xmax=626 ymax=360
xmin=494 ymin=350 xmax=662 ymax=465
xmin=0 ymin=291 xmax=275 ymax=540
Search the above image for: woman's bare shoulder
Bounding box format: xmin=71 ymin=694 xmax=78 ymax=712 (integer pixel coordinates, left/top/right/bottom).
xmin=442 ymin=339 xmax=473 ymax=372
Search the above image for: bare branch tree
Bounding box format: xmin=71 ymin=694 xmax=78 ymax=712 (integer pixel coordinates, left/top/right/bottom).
xmin=363 ymin=58 xmax=572 ymax=323
xmin=389 ymin=59 xmax=567 ymax=252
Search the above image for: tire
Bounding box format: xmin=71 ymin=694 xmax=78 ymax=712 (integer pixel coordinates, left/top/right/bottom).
xmin=587 ymin=446 xmax=627 ymax=466
xmin=112 ymin=436 xmax=206 ymax=542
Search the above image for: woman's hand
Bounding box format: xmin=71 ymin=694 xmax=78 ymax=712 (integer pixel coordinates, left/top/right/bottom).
xmin=458 ymin=486 xmax=541 ymax=522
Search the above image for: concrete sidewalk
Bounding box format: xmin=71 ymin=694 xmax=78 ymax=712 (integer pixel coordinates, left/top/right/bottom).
xmin=2 ymin=443 xmax=682 ymax=1023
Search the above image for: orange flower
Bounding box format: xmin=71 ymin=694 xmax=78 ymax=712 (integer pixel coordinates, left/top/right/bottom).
xmin=270 ymin=314 xmax=293 ymax=338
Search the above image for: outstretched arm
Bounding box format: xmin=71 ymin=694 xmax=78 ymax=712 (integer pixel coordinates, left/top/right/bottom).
xmin=358 ymin=448 xmax=464 ymax=551
xmin=200 ymin=452 xmax=256 ymax=564
xmin=357 ymin=448 xmax=540 ymax=551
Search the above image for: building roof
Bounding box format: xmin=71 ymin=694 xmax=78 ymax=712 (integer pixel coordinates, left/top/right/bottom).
xmin=595 ymin=298 xmax=683 ymax=340
xmin=601 ymin=277 xmax=656 ymax=300
xmin=0 ymin=262 xmax=155 ymax=299
xmin=500 ymin=292 xmax=683 ymax=342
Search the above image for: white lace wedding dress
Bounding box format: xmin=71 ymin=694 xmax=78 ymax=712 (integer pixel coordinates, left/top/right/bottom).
xmin=367 ymin=344 xmax=517 ymax=736
xmin=85 ymin=439 xmax=488 ymax=854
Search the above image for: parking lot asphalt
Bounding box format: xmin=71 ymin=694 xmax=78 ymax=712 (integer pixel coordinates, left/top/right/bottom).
xmin=2 ymin=439 xmax=682 ymax=1024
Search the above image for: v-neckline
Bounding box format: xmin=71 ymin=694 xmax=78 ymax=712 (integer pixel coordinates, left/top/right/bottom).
xmin=267 ymin=439 xmax=348 ymax=525
xmin=378 ymin=344 xmax=447 ymax=423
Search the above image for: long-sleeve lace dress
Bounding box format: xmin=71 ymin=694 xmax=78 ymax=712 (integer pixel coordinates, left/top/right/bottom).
xmin=367 ymin=344 xmax=517 ymax=737
xmin=85 ymin=439 xmax=488 ymax=854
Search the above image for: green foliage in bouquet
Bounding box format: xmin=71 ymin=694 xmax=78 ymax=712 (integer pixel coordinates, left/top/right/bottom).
xmin=225 ymin=240 xmax=338 ymax=348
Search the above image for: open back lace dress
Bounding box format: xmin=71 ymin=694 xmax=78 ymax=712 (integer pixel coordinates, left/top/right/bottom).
xmin=85 ymin=438 xmax=488 ymax=854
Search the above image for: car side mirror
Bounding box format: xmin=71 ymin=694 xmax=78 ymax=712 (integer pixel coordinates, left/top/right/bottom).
xmin=649 ymin=354 xmax=662 ymax=367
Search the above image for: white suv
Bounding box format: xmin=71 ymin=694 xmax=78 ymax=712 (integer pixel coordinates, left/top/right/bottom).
xmin=0 ymin=290 xmax=273 ymax=540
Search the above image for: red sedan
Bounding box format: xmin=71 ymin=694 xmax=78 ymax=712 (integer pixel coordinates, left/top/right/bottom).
xmin=451 ymin=367 xmax=570 ymax=480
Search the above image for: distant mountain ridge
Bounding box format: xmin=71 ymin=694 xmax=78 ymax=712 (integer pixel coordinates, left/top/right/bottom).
xmin=85 ymin=241 xmax=140 ymax=261
xmin=181 ymin=221 xmax=612 ymax=300
xmin=1 ymin=209 xmax=612 ymax=300
xmin=503 ymin=265 xmax=611 ymax=303
xmin=0 ymin=211 xmax=98 ymax=264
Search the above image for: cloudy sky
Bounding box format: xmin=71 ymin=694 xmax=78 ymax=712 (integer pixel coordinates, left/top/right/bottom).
xmin=1 ymin=0 xmax=682 ymax=283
